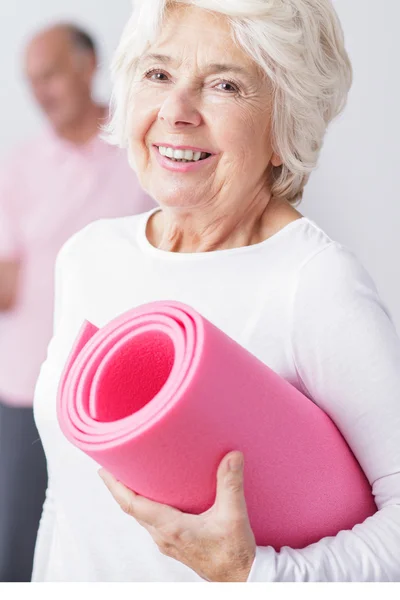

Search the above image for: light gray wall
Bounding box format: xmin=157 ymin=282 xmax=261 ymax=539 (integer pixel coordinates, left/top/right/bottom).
xmin=1 ymin=0 xmax=398 ymax=327
xmin=0 ymin=0 xmax=132 ymax=151
xmin=302 ymin=0 xmax=400 ymax=330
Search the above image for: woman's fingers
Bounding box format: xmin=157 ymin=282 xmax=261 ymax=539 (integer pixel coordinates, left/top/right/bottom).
xmin=214 ymin=451 xmax=248 ymax=519
xmin=98 ymin=469 xmax=180 ymax=528
xmin=98 ymin=456 xmax=256 ymax=581
xmin=99 ymin=469 xmax=135 ymax=512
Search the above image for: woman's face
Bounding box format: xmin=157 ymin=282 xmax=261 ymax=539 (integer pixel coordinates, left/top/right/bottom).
xmin=129 ymin=5 xmax=279 ymax=211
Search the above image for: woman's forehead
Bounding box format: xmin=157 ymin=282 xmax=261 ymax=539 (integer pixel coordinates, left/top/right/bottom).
xmin=145 ymin=6 xmax=254 ymax=71
xmin=157 ymin=6 xmax=231 ymax=44
xmin=163 ymin=3 xmax=230 ymax=32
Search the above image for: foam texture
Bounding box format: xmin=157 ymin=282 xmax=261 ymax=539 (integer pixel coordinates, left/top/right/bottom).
xmin=57 ymin=301 xmax=376 ymax=549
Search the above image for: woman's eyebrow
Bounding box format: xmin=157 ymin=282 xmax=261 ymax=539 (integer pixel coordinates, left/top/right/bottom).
xmin=138 ymin=53 xmax=173 ymax=67
xmin=206 ymin=63 xmax=248 ymax=76
xmin=139 ymin=54 xmax=249 ymax=76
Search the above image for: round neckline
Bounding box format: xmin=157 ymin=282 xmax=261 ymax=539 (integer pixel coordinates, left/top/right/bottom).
xmin=137 ymin=208 xmax=308 ymax=260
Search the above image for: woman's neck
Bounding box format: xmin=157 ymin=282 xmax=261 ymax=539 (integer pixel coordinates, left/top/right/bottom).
xmin=147 ymin=194 xmax=302 ymax=254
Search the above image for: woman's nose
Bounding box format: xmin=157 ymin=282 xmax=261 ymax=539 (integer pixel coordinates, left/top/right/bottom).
xmin=158 ymin=89 xmax=202 ymax=129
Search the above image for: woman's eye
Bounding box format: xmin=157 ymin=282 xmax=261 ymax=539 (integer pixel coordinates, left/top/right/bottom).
xmin=145 ymin=71 xmax=169 ymax=82
xmin=217 ymin=81 xmax=239 ymax=93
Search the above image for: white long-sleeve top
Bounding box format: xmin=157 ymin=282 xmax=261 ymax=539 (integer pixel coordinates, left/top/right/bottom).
xmin=32 ymin=209 xmax=400 ymax=582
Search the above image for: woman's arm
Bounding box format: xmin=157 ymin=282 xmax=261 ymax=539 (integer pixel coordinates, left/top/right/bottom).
xmin=248 ymin=243 xmax=400 ymax=582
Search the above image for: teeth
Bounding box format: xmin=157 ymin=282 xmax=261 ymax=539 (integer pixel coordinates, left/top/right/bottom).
xmin=158 ymin=146 xmax=209 ymax=162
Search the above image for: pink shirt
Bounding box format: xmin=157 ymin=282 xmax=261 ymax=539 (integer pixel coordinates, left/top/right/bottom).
xmin=0 ymin=130 xmax=155 ymax=406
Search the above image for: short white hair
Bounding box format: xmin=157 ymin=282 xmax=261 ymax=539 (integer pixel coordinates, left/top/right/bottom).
xmin=106 ymin=0 xmax=352 ymax=204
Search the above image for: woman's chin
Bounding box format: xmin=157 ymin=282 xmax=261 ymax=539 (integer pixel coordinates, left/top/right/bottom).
xmin=149 ymin=190 xmax=208 ymax=210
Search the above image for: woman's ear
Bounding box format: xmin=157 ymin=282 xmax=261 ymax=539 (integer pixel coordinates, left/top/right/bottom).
xmin=271 ymin=153 xmax=283 ymax=167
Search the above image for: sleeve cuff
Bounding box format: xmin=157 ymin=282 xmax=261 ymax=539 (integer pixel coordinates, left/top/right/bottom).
xmin=0 ymin=249 xmax=20 ymax=261
xmin=246 ymin=547 xmax=275 ymax=582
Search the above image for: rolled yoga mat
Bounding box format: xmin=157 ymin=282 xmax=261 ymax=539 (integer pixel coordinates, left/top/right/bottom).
xmin=57 ymin=301 xmax=376 ymax=549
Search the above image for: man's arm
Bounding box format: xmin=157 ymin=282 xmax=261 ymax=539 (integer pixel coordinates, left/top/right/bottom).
xmin=0 ymin=157 xmax=22 ymax=311
xmin=0 ymin=259 xmax=20 ymax=311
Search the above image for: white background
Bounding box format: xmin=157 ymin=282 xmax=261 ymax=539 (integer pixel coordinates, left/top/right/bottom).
xmin=1 ymin=0 xmax=399 ymax=328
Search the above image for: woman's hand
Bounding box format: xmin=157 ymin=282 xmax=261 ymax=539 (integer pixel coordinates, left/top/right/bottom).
xmin=99 ymin=451 xmax=256 ymax=582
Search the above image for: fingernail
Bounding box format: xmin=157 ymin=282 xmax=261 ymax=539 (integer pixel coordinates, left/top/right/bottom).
xmin=229 ymin=455 xmax=243 ymax=471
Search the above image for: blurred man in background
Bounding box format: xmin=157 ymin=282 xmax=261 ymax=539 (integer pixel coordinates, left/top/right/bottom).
xmin=0 ymin=23 xmax=155 ymax=581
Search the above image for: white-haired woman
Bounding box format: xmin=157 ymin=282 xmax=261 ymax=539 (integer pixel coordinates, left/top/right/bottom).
xmin=32 ymin=0 xmax=400 ymax=582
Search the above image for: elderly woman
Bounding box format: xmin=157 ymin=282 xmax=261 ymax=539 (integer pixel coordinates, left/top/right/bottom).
xmin=32 ymin=0 xmax=400 ymax=583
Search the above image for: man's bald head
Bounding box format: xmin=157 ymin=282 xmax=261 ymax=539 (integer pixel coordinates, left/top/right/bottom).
xmin=27 ymin=24 xmax=96 ymax=59
xmin=25 ymin=24 xmax=98 ymax=134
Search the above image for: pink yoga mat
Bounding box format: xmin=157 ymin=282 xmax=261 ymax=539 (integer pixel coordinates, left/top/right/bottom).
xmin=57 ymin=301 xmax=376 ymax=549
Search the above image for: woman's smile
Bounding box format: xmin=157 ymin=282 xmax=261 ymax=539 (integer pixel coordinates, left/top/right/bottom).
xmin=152 ymin=143 xmax=217 ymax=173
